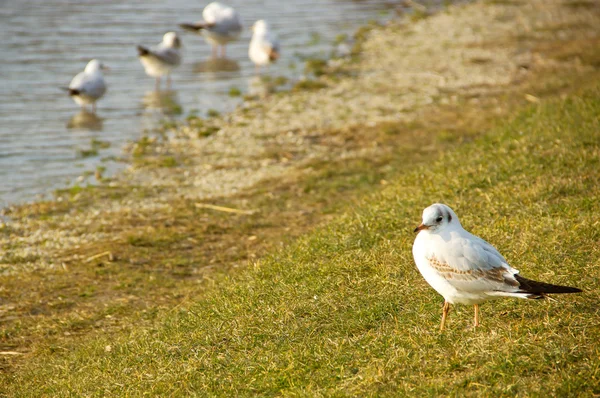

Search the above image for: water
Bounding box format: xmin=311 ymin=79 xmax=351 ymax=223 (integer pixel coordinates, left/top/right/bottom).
xmin=0 ymin=0 xmax=401 ymax=206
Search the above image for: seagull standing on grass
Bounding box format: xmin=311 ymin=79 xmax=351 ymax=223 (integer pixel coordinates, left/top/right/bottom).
xmin=249 ymin=20 xmax=280 ymax=73
xmin=179 ymin=2 xmax=242 ymax=59
xmin=412 ymin=203 xmax=582 ymax=331
xmin=137 ymin=32 xmax=182 ymax=91
xmin=63 ymin=59 xmax=108 ymax=113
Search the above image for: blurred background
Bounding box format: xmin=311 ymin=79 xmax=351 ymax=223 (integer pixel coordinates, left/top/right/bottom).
xmin=0 ymin=0 xmax=441 ymax=206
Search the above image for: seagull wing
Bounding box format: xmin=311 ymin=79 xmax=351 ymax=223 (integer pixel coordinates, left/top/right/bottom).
xmin=69 ymin=71 xmax=106 ymax=99
xmin=203 ymin=4 xmax=241 ymax=36
xmin=79 ymin=75 xmax=106 ymax=99
xmin=69 ymin=71 xmax=87 ymax=91
xmin=138 ymin=46 xmax=181 ymax=67
xmin=153 ymin=47 xmax=181 ymax=67
xmin=427 ymin=230 xmax=521 ymax=294
xmin=179 ymin=22 xmax=215 ymax=32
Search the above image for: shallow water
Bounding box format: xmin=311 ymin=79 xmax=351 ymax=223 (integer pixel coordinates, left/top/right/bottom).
xmin=0 ymin=0 xmax=420 ymax=206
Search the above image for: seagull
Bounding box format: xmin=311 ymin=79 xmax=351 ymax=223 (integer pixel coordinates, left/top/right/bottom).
xmin=179 ymin=2 xmax=242 ymax=59
xmin=62 ymin=59 xmax=108 ymax=113
xmin=249 ymin=20 xmax=280 ymax=73
xmin=137 ymin=32 xmax=182 ymax=91
xmin=412 ymin=203 xmax=582 ymax=331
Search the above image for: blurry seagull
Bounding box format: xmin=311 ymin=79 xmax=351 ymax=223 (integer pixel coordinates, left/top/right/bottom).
xmin=413 ymin=203 xmax=582 ymax=331
xmin=62 ymin=59 xmax=108 ymax=113
xmin=137 ymin=32 xmax=182 ymax=91
xmin=180 ymin=2 xmax=242 ymax=58
xmin=249 ymin=20 xmax=280 ymax=73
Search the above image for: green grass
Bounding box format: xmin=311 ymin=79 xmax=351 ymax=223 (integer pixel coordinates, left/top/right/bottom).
xmin=207 ymin=109 xmax=221 ymax=118
xmin=228 ymin=86 xmax=242 ymax=97
xmin=4 ymin=84 xmax=599 ymax=395
xmin=292 ymin=79 xmax=328 ymax=91
xmin=304 ymin=58 xmax=328 ymax=77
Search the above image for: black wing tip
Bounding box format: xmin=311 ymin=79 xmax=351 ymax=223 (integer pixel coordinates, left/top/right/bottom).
xmin=137 ymin=45 xmax=150 ymax=56
xmin=565 ymin=285 xmax=583 ymax=293
xmin=515 ymin=274 xmax=582 ymax=295
xmin=61 ymin=87 xmax=80 ymax=96
xmin=179 ymin=23 xmax=203 ymax=32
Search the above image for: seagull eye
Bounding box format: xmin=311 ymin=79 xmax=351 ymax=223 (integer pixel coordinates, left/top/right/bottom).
xmin=436 ymin=216 xmax=443 ymax=222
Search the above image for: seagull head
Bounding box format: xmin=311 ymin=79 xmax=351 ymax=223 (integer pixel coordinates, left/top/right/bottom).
xmin=163 ymin=32 xmax=181 ymax=49
xmin=414 ymin=203 xmax=460 ymax=233
xmin=85 ymin=59 xmax=109 ymax=74
xmin=251 ymin=20 xmax=269 ymax=34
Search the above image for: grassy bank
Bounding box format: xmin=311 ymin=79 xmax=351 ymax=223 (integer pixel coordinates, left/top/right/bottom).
xmin=4 ymin=76 xmax=600 ymax=397
xmin=1 ymin=0 xmax=600 ymax=394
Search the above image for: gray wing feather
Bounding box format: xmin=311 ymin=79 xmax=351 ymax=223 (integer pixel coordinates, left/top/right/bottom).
xmin=69 ymin=72 xmax=106 ymax=99
xmin=431 ymin=230 xmax=520 ymax=293
xmin=153 ymin=47 xmax=181 ymax=66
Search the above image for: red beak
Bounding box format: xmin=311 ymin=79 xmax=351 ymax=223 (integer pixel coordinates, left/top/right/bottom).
xmin=414 ymin=224 xmax=428 ymax=233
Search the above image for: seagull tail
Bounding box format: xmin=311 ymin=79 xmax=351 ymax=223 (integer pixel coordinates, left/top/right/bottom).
xmin=137 ymin=45 xmax=151 ymax=57
xmin=179 ymin=23 xmax=206 ymax=32
xmin=269 ymin=49 xmax=280 ymax=62
xmin=61 ymin=87 xmax=80 ymax=96
xmin=515 ymin=274 xmax=582 ymax=299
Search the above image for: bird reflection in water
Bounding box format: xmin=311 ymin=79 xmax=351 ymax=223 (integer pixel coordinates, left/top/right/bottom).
xmin=141 ymin=90 xmax=182 ymax=116
xmin=193 ymin=58 xmax=240 ymax=74
xmin=66 ymin=109 xmax=103 ymax=131
xmin=247 ymin=75 xmax=284 ymax=99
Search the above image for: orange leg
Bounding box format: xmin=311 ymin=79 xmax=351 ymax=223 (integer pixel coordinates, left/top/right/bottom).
xmin=474 ymin=304 xmax=480 ymax=327
xmin=440 ymin=301 xmax=450 ymax=331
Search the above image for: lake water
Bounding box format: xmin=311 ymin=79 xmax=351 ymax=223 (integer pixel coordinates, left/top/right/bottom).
xmin=0 ymin=0 xmax=417 ymax=206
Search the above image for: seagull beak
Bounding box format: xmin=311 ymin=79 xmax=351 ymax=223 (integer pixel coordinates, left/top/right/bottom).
xmin=101 ymin=65 xmax=111 ymax=72
xmin=414 ymin=224 xmax=428 ymax=233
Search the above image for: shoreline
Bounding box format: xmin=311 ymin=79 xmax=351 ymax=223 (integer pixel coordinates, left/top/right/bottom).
xmin=0 ymin=0 xmax=401 ymax=208
xmin=1 ymin=0 xmax=599 ymax=381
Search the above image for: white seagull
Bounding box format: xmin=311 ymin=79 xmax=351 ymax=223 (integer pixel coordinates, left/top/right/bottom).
xmin=63 ymin=59 xmax=108 ymax=113
xmin=249 ymin=20 xmax=280 ymax=73
xmin=179 ymin=2 xmax=242 ymax=58
xmin=137 ymin=32 xmax=182 ymax=91
xmin=412 ymin=203 xmax=581 ymax=331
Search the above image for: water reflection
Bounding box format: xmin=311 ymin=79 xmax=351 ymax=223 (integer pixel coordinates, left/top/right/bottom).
xmin=247 ymin=75 xmax=286 ymax=98
xmin=1 ymin=0 xmax=399 ymax=204
xmin=141 ymin=90 xmax=183 ymax=116
xmin=192 ymin=58 xmax=241 ymax=74
xmin=66 ymin=110 xmax=103 ymax=131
